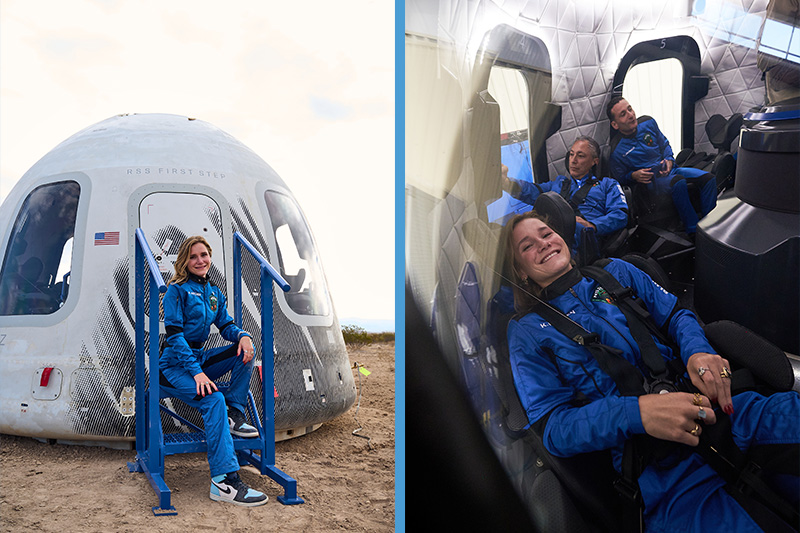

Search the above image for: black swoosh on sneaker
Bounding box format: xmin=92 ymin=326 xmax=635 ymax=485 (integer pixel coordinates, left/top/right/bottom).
xmin=214 ymin=482 xmax=233 ymax=495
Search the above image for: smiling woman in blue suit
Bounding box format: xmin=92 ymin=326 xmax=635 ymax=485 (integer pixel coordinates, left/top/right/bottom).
xmin=505 ymin=211 xmax=799 ymax=532
xmin=159 ymin=235 xmax=267 ymax=507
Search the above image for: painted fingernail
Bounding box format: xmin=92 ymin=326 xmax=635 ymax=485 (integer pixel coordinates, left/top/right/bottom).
xmin=723 ymin=404 xmax=734 ymax=416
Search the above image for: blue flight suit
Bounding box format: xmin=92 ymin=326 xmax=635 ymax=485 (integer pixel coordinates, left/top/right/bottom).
xmin=507 ymin=259 xmax=799 ymax=532
xmin=610 ymin=117 xmax=717 ymax=233
xmin=509 ymin=172 xmax=628 ymax=249
xmin=160 ymin=273 xmax=254 ymax=477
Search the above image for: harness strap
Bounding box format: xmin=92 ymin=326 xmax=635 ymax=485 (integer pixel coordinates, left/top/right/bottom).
xmin=559 ymin=177 xmax=599 ymax=214
xmin=532 ymin=302 xmax=646 ymax=397
xmin=559 ymin=179 xmax=572 ymax=201
xmin=581 ymin=265 xmax=671 ymax=382
xmin=616 ymin=437 xmax=646 ymax=533
xmin=532 ymin=261 xmax=689 ymax=396
xmin=697 ymin=413 xmax=800 ymax=528
xmin=534 ymin=263 xmax=797 ymax=529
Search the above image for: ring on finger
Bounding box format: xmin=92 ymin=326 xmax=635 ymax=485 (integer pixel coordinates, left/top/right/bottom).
xmin=697 ymin=406 xmax=707 ymax=420
xmin=697 ymin=367 xmax=708 ymax=377
xmin=720 ymin=367 xmax=732 ymax=379
xmin=690 ymin=423 xmax=700 ymax=436
xmin=692 ymin=393 xmax=703 ymax=406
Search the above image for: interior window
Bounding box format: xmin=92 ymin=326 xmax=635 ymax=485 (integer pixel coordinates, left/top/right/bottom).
xmin=0 ymin=181 xmax=80 ymax=315
xmin=264 ymin=191 xmax=330 ymax=316
xmin=622 ymin=58 xmax=684 ymax=148
xmin=485 ymin=66 xmax=535 ymax=224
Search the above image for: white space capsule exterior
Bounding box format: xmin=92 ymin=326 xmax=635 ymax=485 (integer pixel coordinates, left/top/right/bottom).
xmin=0 ymin=113 xmax=356 ymax=445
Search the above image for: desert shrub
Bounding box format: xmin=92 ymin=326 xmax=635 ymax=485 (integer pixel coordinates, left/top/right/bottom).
xmin=342 ymin=326 xmax=395 ymax=345
xmin=369 ymin=332 xmax=395 ymax=343
xmin=342 ymin=324 xmax=372 ymax=346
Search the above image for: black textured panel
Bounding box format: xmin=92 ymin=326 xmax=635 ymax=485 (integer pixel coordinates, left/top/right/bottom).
xmin=69 ymin=289 xmax=137 ymax=438
xmin=236 ymin=197 xmax=271 ymax=258
xmin=231 ymin=201 xmax=356 ymax=430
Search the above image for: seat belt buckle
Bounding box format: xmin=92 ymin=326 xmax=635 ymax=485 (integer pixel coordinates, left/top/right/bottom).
xmin=573 ymin=332 xmax=598 ymax=346
xmin=613 ymin=477 xmax=641 ymax=503
xmin=644 ymin=378 xmax=678 ymax=394
xmin=735 ymin=461 xmax=762 ymax=497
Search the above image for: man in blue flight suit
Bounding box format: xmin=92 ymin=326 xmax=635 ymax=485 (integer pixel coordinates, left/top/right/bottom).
xmin=502 ymin=135 xmax=629 ymax=258
xmin=607 ymin=96 xmax=717 ymax=235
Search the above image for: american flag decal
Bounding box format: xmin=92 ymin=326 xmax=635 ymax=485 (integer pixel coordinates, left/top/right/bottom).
xmin=94 ymin=231 xmax=120 ymax=246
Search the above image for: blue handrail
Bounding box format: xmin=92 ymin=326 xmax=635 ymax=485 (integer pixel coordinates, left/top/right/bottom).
xmin=232 ymin=232 xmax=302 ymax=505
xmin=234 ymin=232 xmax=290 ymax=291
xmin=136 ymin=229 xmax=168 ymax=293
xmin=129 ymin=229 xmax=302 ymax=513
xmin=131 ymin=228 xmax=171 ymax=513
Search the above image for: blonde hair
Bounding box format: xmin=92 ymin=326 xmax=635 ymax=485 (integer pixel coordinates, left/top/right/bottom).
xmin=167 ymin=236 xmax=212 ymax=286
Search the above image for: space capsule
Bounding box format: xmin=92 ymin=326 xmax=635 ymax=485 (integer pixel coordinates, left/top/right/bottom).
xmin=0 ymin=113 xmax=356 ymax=446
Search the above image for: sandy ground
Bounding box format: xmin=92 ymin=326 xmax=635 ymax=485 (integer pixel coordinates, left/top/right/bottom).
xmin=0 ymin=342 xmax=395 ymax=533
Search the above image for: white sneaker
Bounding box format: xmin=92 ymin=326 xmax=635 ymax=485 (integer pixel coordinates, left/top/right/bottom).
xmin=228 ymin=407 xmax=259 ymax=438
xmin=210 ymin=472 xmax=268 ymax=506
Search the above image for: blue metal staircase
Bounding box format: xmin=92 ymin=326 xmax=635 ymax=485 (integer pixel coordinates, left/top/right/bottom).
xmin=127 ymin=229 xmax=304 ymax=515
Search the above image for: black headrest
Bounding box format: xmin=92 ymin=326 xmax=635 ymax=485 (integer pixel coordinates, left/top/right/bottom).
xmin=598 ymin=144 xmax=612 ymax=179
xmin=533 ymin=191 xmax=576 ymax=248
xmin=706 ymin=114 xmax=743 ymax=151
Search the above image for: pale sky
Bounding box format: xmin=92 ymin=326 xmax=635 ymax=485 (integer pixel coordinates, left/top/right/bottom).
xmin=0 ymin=0 xmax=395 ymax=325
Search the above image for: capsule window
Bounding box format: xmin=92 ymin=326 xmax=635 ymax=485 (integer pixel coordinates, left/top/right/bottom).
xmin=0 ymin=181 xmax=80 ymax=315
xmin=264 ymin=191 xmax=330 ymax=317
xmin=485 ymin=66 xmax=536 ymax=224
xmin=622 ymin=58 xmax=684 ymax=148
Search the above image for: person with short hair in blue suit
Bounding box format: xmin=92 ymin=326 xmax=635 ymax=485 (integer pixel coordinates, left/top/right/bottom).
xmin=607 ymin=96 xmax=717 ymax=235
xmin=160 ymin=235 xmax=268 ymax=507
xmin=503 ymin=135 xmax=628 ymax=256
